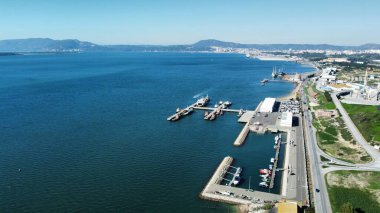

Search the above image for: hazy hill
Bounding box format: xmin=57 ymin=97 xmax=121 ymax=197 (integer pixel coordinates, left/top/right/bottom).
xmin=0 ymin=38 xmax=379 ymax=52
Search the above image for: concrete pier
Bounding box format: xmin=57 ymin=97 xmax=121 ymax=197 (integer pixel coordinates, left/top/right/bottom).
xmin=269 ymin=135 xmax=282 ymax=189
xmin=200 ymin=156 xmax=283 ymax=205
xmin=233 ymin=122 xmax=250 ymax=146
xmin=167 ymin=104 xmax=195 ymax=121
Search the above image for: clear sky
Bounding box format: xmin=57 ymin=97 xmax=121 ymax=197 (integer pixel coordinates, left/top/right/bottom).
xmin=0 ymin=0 xmax=379 ymax=45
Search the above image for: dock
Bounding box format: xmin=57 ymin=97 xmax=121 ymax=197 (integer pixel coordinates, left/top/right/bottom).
xmin=199 ymin=156 xmax=283 ymax=205
xmin=167 ymin=96 xmax=209 ymax=121
xmin=202 ymin=101 xmax=230 ymax=121
xmin=166 ymin=105 xmax=195 ymax=121
xmin=233 ymin=122 xmax=250 ymax=146
xmin=269 ymin=135 xmax=282 ymax=189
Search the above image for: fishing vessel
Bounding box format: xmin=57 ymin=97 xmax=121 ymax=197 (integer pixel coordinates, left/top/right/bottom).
xmin=195 ymin=95 xmax=209 ymax=107
xmin=183 ymin=107 xmax=193 ymax=115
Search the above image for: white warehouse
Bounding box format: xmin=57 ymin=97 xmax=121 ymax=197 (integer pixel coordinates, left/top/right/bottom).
xmin=259 ymin=97 xmax=276 ymax=113
xmin=280 ymin=111 xmax=293 ymax=127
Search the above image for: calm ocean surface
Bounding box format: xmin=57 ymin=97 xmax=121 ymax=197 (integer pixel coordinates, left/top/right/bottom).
xmin=0 ymin=52 xmax=314 ymax=212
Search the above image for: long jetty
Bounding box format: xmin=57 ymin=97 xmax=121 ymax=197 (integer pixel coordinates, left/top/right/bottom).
xmin=167 ymin=104 xmax=195 ymax=121
xmin=269 ymin=135 xmax=282 ymax=189
xmin=233 ymin=122 xmax=250 ymax=146
xmin=202 ymin=102 xmax=229 ymax=121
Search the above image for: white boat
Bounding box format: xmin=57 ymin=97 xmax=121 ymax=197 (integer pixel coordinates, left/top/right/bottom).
xmin=237 ymin=109 xmax=244 ymax=117
xmin=260 ymin=174 xmax=269 ymax=178
xmin=270 ymin=157 xmax=275 ymax=164
xmin=272 ymin=67 xmax=278 ymax=78
xmin=195 ymin=95 xmax=209 ymax=107
xmin=176 ymin=108 xmax=180 ymax=113
xmin=214 ymin=104 xmax=218 ymax=108
xmin=219 ymin=101 xmax=223 ymax=105
xmin=233 ymin=176 xmax=241 ymax=186
xmin=225 ymin=101 xmax=232 ymax=106
xmin=183 ymin=107 xmax=193 ymax=115
xmin=259 ymin=182 xmax=268 ymax=187
xmin=269 ymin=165 xmax=273 ymax=170
xmin=235 ymin=167 xmax=242 ymax=175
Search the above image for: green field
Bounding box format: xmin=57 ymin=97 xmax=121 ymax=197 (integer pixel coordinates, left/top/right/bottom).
xmin=342 ymin=103 xmax=380 ymax=145
xmin=312 ymin=85 xmax=336 ymax=110
xmin=326 ymin=171 xmax=380 ymax=213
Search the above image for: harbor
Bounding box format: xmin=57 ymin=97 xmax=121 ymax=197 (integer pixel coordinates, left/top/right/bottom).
xmin=168 ymin=94 xmax=308 ymax=208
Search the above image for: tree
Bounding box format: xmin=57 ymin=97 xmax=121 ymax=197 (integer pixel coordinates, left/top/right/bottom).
xmin=340 ymin=202 xmax=354 ymax=213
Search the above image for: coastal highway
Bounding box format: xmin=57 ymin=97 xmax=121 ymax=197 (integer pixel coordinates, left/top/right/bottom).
xmin=295 ymin=114 xmax=308 ymax=203
xmin=300 ymin=84 xmax=332 ymax=213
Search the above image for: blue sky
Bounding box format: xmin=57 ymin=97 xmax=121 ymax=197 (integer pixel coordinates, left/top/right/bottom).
xmin=0 ymin=0 xmax=379 ymax=45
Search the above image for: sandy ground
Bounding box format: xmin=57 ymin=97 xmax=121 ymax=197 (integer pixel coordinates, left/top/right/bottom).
xmin=278 ymin=81 xmax=301 ymax=101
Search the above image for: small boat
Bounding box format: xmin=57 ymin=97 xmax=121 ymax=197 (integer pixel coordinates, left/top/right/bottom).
xmin=270 ymin=158 xmax=275 ymax=164
xmin=210 ymin=114 xmax=216 ymax=120
xmin=183 ymin=107 xmax=193 ymax=115
xmin=259 ymin=182 xmax=268 ymax=188
xmin=260 ymin=174 xmax=269 ymax=178
xmin=259 ymin=169 xmax=269 ymax=174
xmin=214 ymin=104 xmax=218 ymax=108
xmin=235 ymin=167 xmax=242 ymax=175
xmin=261 ymin=79 xmax=269 ymax=83
xmin=195 ymin=95 xmax=210 ymax=107
xmin=237 ymin=109 xmax=244 ymax=117
xmin=225 ymin=101 xmax=232 ymax=106
xmin=220 ymin=110 xmax=224 ymax=115
xmin=172 ymin=114 xmax=180 ymax=121
xmin=176 ymin=108 xmax=180 ymax=113
xmin=233 ymin=176 xmax=241 ymax=186
xmin=219 ymin=101 xmax=223 ymax=105
xmin=274 ymin=145 xmax=277 ymax=149
xmin=204 ymin=111 xmax=209 ymax=117
xmin=269 ymin=165 xmax=273 ymax=170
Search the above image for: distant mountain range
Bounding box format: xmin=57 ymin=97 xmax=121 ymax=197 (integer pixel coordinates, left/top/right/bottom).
xmin=0 ymin=38 xmax=379 ymax=52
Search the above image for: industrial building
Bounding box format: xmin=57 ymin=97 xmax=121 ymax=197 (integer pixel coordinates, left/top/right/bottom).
xmin=259 ymin=97 xmax=276 ymax=113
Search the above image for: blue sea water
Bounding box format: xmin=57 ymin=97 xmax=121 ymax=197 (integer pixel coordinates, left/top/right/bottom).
xmin=0 ymin=52 xmax=314 ymax=212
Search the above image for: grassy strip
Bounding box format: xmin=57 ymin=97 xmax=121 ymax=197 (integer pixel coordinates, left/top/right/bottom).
xmin=342 ymin=103 xmax=380 ymax=145
xmin=326 ymin=171 xmax=380 ymax=213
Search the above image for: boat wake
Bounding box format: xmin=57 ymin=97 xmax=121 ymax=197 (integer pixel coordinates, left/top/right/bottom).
xmin=193 ymin=89 xmax=210 ymax=99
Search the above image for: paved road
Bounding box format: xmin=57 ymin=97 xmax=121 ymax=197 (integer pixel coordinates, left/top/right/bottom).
xmin=295 ymin=115 xmax=308 ymax=203
xmin=300 ymin=85 xmax=332 ymax=213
